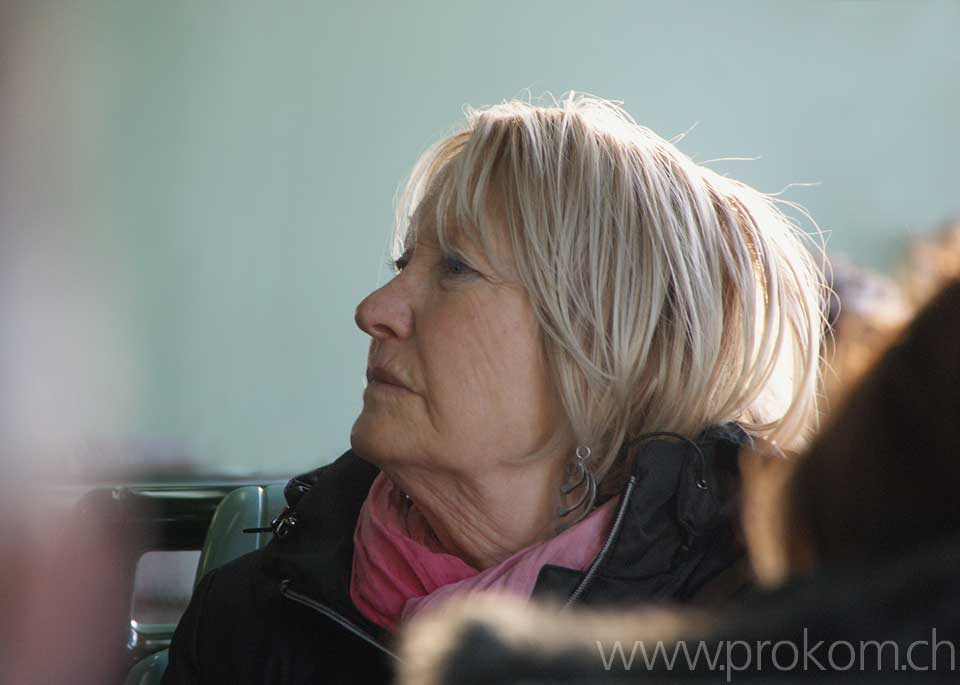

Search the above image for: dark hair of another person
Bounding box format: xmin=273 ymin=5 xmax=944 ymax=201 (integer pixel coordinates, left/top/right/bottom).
xmin=787 ymin=278 xmax=960 ymax=567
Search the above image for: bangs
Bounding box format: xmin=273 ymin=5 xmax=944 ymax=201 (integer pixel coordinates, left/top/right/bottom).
xmin=394 ymin=126 xmax=515 ymax=277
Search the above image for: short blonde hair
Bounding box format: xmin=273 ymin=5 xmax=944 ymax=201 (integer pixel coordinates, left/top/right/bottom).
xmin=396 ymin=94 xmax=825 ymax=490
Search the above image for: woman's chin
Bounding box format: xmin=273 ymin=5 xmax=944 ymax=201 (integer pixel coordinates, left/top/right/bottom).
xmin=349 ymin=413 xmax=396 ymax=466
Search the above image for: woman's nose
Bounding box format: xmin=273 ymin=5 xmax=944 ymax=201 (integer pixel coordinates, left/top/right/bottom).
xmin=354 ymin=282 xmax=414 ymax=340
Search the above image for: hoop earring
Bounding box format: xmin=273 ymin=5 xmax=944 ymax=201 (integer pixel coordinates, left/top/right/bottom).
xmin=557 ymin=445 xmax=597 ymax=524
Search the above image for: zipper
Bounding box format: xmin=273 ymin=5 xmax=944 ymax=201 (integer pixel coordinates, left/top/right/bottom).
xmin=279 ymin=580 xmax=400 ymax=661
xmin=563 ymin=474 xmax=638 ymax=608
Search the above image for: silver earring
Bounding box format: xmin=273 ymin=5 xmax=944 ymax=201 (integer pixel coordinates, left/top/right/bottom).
xmin=557 ymin=445 xmax=597 ymax=523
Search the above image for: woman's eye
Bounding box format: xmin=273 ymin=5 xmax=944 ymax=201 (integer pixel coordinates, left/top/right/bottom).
xmin=442 ymin=256 xmax=472 ymax=276
xmin=389 ymin=255 xmax=410 ymax=274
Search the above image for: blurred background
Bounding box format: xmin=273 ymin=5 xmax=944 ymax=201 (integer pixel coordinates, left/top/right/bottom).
xmin=2 ymin=0 xmax=958 ymax=483
xmin=0 ymin=2 xmax=957 ymax=680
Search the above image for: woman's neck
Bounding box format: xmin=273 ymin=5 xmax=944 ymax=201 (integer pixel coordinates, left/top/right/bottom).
xmin=383 ymin=455 xmax=567 ymax=569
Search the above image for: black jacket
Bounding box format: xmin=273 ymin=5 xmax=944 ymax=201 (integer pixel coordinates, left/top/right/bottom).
xmin=162 ymin=424 xmax=751 ymax=684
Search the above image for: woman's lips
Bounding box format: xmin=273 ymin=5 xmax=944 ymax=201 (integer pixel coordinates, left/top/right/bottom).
xmin=366 ymin=366 xmax=412 ymax=393
xmin=367 ymin=379 xmax=411 ymax=396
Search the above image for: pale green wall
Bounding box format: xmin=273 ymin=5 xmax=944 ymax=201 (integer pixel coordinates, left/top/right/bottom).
xmin=6 ymin=1 xmax=958 ymax=477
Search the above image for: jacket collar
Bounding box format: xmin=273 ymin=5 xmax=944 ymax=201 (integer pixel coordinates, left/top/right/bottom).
xmin=533 ymin=423 xmax=752 ymax=604
xmin=260 ymin=449 xmax=380 ymax=625
xmin=602 ymin=423 xmax=749 ymax=576
xmin=262 ymin=423 xmax=751 ymax=616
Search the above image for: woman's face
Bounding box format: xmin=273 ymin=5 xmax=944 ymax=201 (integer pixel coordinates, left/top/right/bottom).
xmin=350 ymin=209 xmax=569 ymax=480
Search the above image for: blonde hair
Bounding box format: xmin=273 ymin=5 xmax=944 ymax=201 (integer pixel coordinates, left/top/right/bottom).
xmin=395 ymin=94 xmax=825 ymax=490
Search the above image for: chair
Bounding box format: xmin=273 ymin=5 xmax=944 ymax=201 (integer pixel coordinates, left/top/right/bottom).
xmin=124 ymin=483 xmax=287 ymax=685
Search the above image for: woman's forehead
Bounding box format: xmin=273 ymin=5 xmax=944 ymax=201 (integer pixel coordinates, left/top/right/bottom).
xmin=405 ymin=197 xmax=471 ymax=252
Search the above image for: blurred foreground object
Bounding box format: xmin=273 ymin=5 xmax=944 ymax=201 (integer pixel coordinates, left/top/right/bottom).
xmin=788 ymin=277 xmax=960 ymax=568
xmin=0 ymin=504 xmax=133 ymax=683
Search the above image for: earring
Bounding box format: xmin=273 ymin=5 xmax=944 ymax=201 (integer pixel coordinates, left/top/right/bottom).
xmin=557 ymin=445 xmax=597 ymax=523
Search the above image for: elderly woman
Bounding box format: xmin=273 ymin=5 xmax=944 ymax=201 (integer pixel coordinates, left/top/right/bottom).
xmin=163 ymin=95 xmax=823 ymax=684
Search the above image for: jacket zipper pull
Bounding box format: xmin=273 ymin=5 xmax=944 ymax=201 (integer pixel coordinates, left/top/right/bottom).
xmin=242 ymin=505 xmax=299 ymax=537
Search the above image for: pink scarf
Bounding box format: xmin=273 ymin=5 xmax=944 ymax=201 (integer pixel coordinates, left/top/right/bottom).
xmin=350 ymin=473 xmax=617 ymax=632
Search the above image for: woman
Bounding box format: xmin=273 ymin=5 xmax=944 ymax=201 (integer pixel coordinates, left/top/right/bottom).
xmin=163 ymin=94 xmax=823 ymax=684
